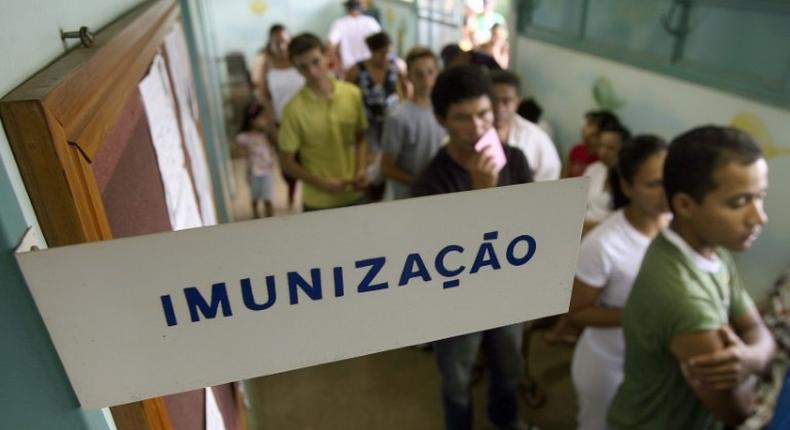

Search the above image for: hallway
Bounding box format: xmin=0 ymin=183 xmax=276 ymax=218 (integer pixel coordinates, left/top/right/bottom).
xmin=229 ymin=157 xmax=578 ymax=429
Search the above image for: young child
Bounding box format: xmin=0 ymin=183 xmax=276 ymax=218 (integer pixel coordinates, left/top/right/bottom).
xmin=564 ymin=110 xmax=619 ymax=178
xmin=236 ymin=101 xmax=275 ymax=218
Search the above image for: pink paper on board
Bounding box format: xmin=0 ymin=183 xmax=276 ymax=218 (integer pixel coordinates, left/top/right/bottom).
xmin=474 ymin=127 xmax=507 ymax=173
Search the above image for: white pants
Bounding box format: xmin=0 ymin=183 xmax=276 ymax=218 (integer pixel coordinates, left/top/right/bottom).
xmin=571 ymin=335 xmax=624 ymax=430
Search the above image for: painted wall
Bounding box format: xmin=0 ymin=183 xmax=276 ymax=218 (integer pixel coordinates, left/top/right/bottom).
xmin=0 ymin=0 xmax=146 ymax=428
xmin=377 ymin=0 xmax=418 ymax=58
xmin=514 ymin=37 xmax=790 ymax=301
xmin=202 ymin=0 xmax=345 ymax=67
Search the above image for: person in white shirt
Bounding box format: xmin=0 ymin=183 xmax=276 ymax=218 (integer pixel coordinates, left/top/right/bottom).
xmin=255 ymin=24 xmax=305 ymax=208
xmin=568 ymin=135 xmax=670 ymax=430
xmin=258 ymin=24 xmax=305 ymax=124
xmin=583 ymin=122 xmax=631 ymax=232
xmin=328 ymin=0 xmax=381 ymax=75
xmin=490 ymin=70 xmax=561 ymax=182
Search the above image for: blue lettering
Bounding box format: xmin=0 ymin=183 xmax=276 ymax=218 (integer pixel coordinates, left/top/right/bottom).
xmin=160 ymin=294 xmax=177 ymax=327
xmin=333 ymin=266 xmax=345 ymax=297
xmin=184 ymin=283 xmax=233 ymax=322
xmin=398 ymin=253 xmax=432 ymax=286
xmin=356 ymin=257 xmax=388 ymax=293
xmin=435 ymin=245 xmax=465 ymax=289
xmin=241 ymin=276 xmax=276 ymax=311
xmin=506 ymin=235 xmax=536 ymax=266
xmin=434 ymin=245 xmax=465 ymax=277
xmin=288 ymin=269 xmax=322 ymax=304
xmin=443 ymin=280 xmax=461 ymax=289
xmin=470 ymin=232 xmax=502 ymax=273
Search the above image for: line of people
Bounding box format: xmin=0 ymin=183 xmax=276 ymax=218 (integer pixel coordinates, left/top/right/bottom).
xmin=234 ymin=6 xmax=776 ymax=429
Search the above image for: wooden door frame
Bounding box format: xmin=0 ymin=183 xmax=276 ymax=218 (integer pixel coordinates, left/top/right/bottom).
xmin=0 ymin=1 xmax=182 ymax=428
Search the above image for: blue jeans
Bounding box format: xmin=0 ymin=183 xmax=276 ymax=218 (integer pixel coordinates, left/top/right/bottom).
xmin=434 ymin=323 xmax=525 ymax=430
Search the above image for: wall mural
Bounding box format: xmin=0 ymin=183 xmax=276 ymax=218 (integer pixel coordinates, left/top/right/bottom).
xmin=381 ymin=2 xmax=415 ymax=58
xmin=589 ymin=76 xmax=790 ymax=162
xmin=250 ymin=0 xmax=269 ymax=16
xmin=730 ymin=113 xmax=790 ymax=160
xmin=592 ymin=76 xmax=625 ymax=112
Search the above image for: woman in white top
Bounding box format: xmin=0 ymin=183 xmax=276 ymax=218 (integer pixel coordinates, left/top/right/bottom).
xmin=258 ymin=24 xmax=305 ymax=208
xmin=258 ymin=24 xmax=305 ymax=123
xmin=582 ymin=122 xmax=631 ymax=235
xmin=569 ymin=135 xmax=670 ymax=430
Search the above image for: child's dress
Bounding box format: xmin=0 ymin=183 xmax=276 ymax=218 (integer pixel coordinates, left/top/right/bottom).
xmin=236 ymin=132 xmax=275 ymax=201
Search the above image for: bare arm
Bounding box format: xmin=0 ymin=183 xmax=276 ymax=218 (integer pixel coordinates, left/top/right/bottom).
xmin=685 ymin=309 xmax=775 ymax=389
xmin=497 ymin=43 xmax=510 ymax=69
xmin=670 ymin=330 xmax=755 ymax=426
xmin=567 ymin=278 xmax=622 ymax=328
xmin=395 ymin=58 xmax=410 ymax=99
xmin=353 ymin=129 xmax=368 ymax=189
xmin=381 ymin=152 xmax=414 ymax=185
xmin=257 ymin=58 xmax=279 ymax=138
xmin=733 ymin=308 xmax=776 ymax=373
xmin=581 ymin=221 xmax=599 ymax=237
xmin=258 ymin=55 xmax=270 ymax=102
xmin=561 ymin=157 xmax=572 ymax=178
xmin=345 ymin=64 xmax=359 ymax=85
xmin=329 ymin=43 xmax=344 ymax=78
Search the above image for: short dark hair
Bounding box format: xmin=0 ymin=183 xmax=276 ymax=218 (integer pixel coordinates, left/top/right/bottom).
xmin=344 ymin=0 xmax=362 ymax=12
xmin=440 ymin=44 xmax=462 ymax=67
xmin=585 ymin=110 xmax=620 ymax=131
xmin=269 ymin=23 xmax=285 ymax=37
xmin=431 ymin=65 xmax=492 ymax=120
xmin=288 ymin=33 xmax=323 ymax=60
xmin=600 ymin=121 xmax=631 ymax=143
xmin=517 ymin=98 xmax=543 ymax=123
xmin=611 ymin=135 xmax=668 ymax=209
xmin=239 ymin=100 xmax=266 ymax=134
xmin=489 ymin=69 xmax=520 ymax=92
xmin=365 ymin=32 xmax=391 ymax=52
xmin=265 ymin=24 xmax=287 ymax=54
xmin=664 ymin=125 xmax=763 ymax=210
xmin=405 ymin=46 xmax=437 ymax=70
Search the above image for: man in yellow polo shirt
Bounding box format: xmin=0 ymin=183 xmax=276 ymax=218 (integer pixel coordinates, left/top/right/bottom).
xmin=279 ymin=32 xmax=368 ymax=211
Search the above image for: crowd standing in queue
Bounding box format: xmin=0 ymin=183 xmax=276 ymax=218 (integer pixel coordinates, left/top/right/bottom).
xmin=235 ymin=1 xmax=778 ymax=428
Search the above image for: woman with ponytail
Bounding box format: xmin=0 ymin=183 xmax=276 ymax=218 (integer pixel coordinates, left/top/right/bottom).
xmin=569 ymin=135 xmax=671 ymax=430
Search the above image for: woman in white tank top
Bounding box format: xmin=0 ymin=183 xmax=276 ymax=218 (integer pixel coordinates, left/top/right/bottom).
xmin=569 ymin=135 xmax=671 ymax=430
xmin=258 ymin=24 xmax=305 ymax=124
xmin=266 ymin=67 xmax=303 ymax=123
xmin=258 ymin=24 xmax=305 ymax=207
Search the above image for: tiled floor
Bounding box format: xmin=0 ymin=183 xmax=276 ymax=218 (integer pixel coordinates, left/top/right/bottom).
xmin=229 ymin=156 xmax=578 ymax=429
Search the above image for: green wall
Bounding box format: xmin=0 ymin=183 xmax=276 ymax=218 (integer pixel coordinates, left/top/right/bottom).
xmin=513 ymin=37 xmax=790 ymax=302
xmin=202 ymin=0 xmax=344 ymax=69
xmin=0 ymin=173 xmax=108 ymax=430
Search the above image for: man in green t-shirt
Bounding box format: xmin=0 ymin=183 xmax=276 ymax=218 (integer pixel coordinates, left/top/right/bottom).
xmin=608 ymin=126 xmax=776 ymax=429
xmin=279 ymin=33 xmax=368 ymax=211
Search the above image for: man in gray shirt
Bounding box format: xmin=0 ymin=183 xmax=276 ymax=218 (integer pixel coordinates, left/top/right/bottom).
xmin=381 ymin=46 xmax=446 ymax=200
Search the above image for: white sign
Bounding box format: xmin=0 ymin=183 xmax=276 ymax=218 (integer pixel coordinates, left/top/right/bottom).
xmin=16 ymin=178 xmax=587 ymax=409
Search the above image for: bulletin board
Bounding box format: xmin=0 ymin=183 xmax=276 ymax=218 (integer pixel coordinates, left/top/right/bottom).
xmin=0 ymin=0 xmax=242 ymax=429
